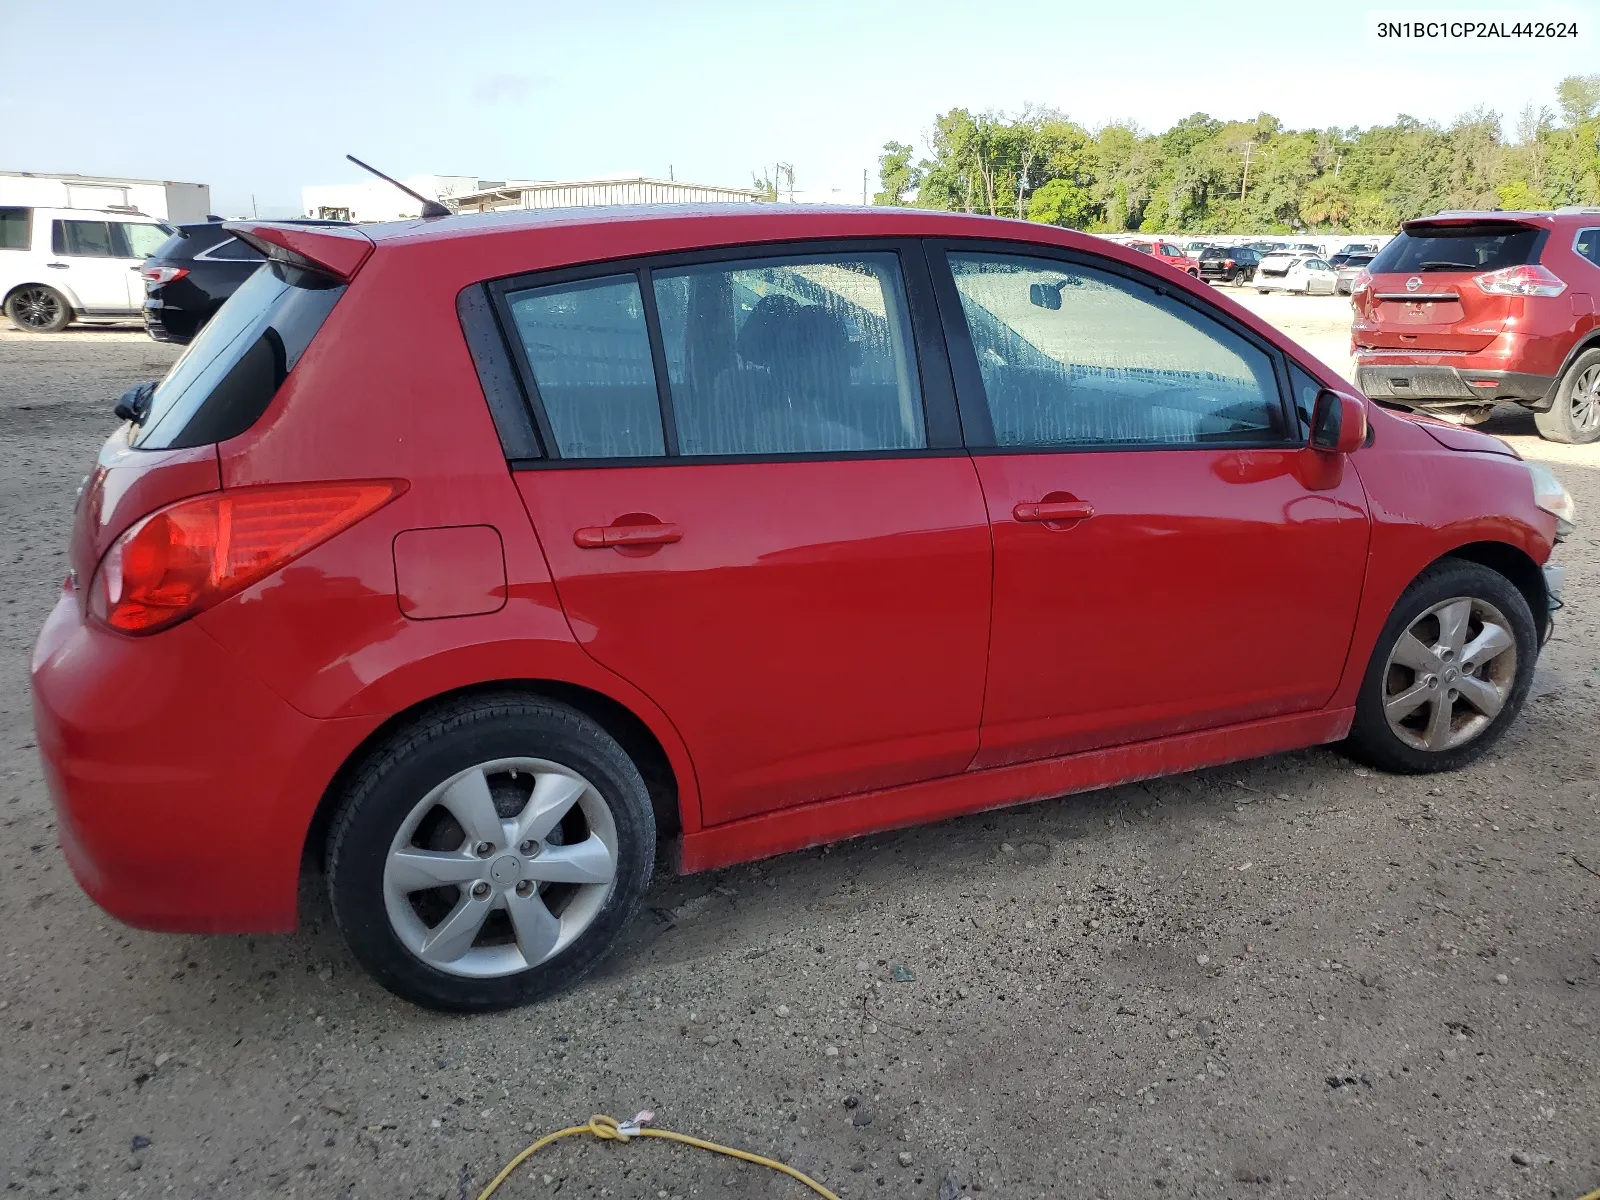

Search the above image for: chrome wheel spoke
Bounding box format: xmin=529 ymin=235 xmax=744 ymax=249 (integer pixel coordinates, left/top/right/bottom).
xmin=1456 ymin=674 xmax=1505 ymax=719
xmin=419 ymin=893 xmax=493 ymax=964
xmin=515 ymin=772 xmax=587 ymax=844
xmin=525 ymin=834 xmax=615 ymax=885
xmin=1384 ymin=679 xmax=1433 ymax=721
xmin=1435 ymin=599 xmax=1471 ymax=657
xmin=387 ymin=849 xmax=484 ymax=892
xmin=1461 ymin=621 xmax=1513 ymax=669
xmin=1422 ymin=693 xmax=1454 ymax=750
xmin=1391 ymin=632 xmax=1443 ymax=674
xmin=505 ymin=891 xmax=562 ymax=965
xmin=438 ymin=767 xmax=505 ymax=847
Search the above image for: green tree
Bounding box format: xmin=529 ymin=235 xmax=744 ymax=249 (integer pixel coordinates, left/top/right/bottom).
xmin=873 ymin=141 xmax=916 ymax=206
xmin=1027 ymin=177 xmax=1096 ymax=228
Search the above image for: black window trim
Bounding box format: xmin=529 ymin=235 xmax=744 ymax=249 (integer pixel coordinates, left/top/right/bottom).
xmin=467 ymin=237 xmax=964 ymax=470
xmin=923 ymin=237 xmax=1303 ymax=455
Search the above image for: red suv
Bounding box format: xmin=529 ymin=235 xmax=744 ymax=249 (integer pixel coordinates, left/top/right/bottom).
xmin=32 ymin=207 xmax=1573 ymax=1010
xmin=1352 ymin=209 xmax=1600 ymax=443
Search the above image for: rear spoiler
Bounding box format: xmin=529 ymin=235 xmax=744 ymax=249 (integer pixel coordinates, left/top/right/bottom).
xmin=1400 ymin=214 xmax=1543 ymax=235
xmin=224 ymin=221 xmax=375 ymax=282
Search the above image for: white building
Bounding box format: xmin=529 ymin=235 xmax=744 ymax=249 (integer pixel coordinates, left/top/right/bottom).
xmin=0 ymin=172 xmax=210 ymax=223
xmin=302 ymin=172 xmax=765 ymax=221
xmin=449 ymin=175 xmax=766 ymax=213
xmin=301 ymin=174 xmax=492 ymax=223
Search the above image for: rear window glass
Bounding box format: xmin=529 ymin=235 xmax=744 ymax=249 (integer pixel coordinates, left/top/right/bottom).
xmin=133 ymin=262 xmax=345 ymax=450
xmin=1369 ymin=225 xmax=1542 ymax=274
xmin=0 ymin=207 xmax=28 ymax=250
xmin=116 ymin=222 xmax=171 ymax=259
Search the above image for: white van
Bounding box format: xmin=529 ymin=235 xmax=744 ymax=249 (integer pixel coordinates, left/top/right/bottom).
xmin=1 ymin=206 xmax=173 ymax=332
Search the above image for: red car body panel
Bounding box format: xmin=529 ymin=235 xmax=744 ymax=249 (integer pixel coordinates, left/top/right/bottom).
xmin=30 ymin=205 xmax=1558 ymax=935
xmin=515 ymin=457 xmax=994 ymax=825
xmin=968 ymin=447 xmax=1369 ymax=767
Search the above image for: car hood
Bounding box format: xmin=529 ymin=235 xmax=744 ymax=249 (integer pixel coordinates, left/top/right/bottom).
xmin=1400 ymin=412 xmax=1519 ymax=457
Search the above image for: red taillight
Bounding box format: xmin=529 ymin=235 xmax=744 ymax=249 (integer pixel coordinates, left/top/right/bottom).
xmin=1350 ymin=268 xmax=1373 ymax=295
xmin=1474 ymin=264 xmax=1566 ymax=297
xmin=1223 ymin=259 xmax=1235 ymax=268
xmin=88 ymin=482 xmax=403 ymax=634
xmin=140 ymin=266 xmax=190 ymax=284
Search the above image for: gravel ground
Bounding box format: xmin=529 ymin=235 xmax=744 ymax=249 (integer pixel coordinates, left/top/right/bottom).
xmin=1 ymin=308 xmax=1597 ymax=1200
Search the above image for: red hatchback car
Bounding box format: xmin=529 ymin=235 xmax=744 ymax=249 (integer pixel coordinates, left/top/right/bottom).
xmin=1352 ymin=208 xmax=1600 ymax=443
xmin=32 ymin=207 xmax=1574 ymax=1010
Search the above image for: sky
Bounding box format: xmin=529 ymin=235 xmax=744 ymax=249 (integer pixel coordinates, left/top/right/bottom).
xmin=2 ymin=0 xmax=1595 ymax=218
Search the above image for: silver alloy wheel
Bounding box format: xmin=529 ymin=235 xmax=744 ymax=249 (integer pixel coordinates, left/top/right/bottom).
xmin=1382 ymin=596 xmax=1517 ymax=753
xmin=383 ymin=757 xmax=618 ymax=979
xmin=12 ymin=286 xmax=63 ymax=330
xmin=1570 ymin=363 xmax=1600 ymax=435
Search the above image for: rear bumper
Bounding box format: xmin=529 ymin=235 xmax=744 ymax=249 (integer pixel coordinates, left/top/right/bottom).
xmin=30 ymin=588 xmax=376 ymax=933
xmin=1355 ymin=363 xmax=1557 ymax=407
xmin=141 ymin=299 xmax=195 ymax=345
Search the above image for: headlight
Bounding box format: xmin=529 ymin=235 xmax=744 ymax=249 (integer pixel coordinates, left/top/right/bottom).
xmin=1526 ymin=462 xmax=1575 ymax=539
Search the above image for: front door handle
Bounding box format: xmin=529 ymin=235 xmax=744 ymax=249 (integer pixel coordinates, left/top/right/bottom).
xmin=1013 ymin=500 xmax=1095 ymax=523
xmin=574 ymin=521 xmax=682 ymax=549
xmin=46 ymin=262 xmax=69 ymax=270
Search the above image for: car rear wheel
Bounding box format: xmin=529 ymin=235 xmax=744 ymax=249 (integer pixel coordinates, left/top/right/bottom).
xmin=1345 ymin=560 xmax=1536 ymax=774
xmin=4 ymin=284 xmax=71 ymax=333
xmin=1533 ymin=348 xmax=1600 ymax=445
xmin=326 ymin=693 xmax=655 ymax=1011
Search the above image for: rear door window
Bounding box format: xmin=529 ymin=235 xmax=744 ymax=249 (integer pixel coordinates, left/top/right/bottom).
xmin=651 ymin=254 xmax=925 ymax=455
xmin=134 ymin=262 xmax=346 ymax=449
xmin=1369 ymin=225 xmax=1542 ymax=274
xmin=0 ymin=207 xmax=28 ymax=250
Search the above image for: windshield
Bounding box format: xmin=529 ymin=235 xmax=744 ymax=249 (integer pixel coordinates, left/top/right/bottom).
xmin=133 ymin=261 xmax=345 ymax=449
xmin=1369 ymin=225 xmax=1542 ymax=274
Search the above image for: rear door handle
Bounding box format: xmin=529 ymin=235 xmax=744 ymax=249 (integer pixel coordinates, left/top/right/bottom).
xmin=574 ymin=522 xmax=682 ymax=548
xmin=46 ymin=262 xmax=69 ymax=269
xmin=1013 ymin=500 xmax=1095 ymax=523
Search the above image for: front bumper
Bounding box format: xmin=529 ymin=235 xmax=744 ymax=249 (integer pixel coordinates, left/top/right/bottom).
xmin=1356 ymin=364 xmax=1557 ymax=407
xmin=30 ymin=588 xmax=376 ymax=933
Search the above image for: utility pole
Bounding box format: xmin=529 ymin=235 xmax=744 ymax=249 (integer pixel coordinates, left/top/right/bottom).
xmin=863 ymin=168 xmax=868 ymax=205
xmin=1239 ymin=142 xmax=1255 ymax=203
xmin=669 ymin=164 xmax=674 ymax=181
xmin=251 ymin=194 xmax=258 ymax=218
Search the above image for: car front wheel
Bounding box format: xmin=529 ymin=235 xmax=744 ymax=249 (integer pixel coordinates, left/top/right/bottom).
xmin=1345 ymin=560 xmax=1536 ymax=773
xmin=327 ymin=693 xmax=656 ymax=1011
xmin=1533 ymin=348 xmax=1600 ymax=445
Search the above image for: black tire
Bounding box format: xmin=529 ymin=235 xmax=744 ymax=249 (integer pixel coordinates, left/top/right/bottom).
xmin=326 ymin=693 xmax=656 ymax=1012
xmin=5 ymin=284 xmax=72 ymax=333
xmin=1533 ymin=347 xmax=1600 ymax=445
xmin=1345 ymin=560 xmax=1537 ymax=774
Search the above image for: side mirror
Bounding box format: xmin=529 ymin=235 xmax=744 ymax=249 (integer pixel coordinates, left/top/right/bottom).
xmin=1310 ymin=389 xmax=1367 ymax=454
xmin=1029 ymin=281 xmax=1063 ymax=310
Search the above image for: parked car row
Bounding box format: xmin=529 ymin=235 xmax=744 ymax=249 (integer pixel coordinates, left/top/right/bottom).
xmin=32 ymin=203 xmax=1571 ymax=1009
xmin=3 ymin=205 xmax=348 ymax=341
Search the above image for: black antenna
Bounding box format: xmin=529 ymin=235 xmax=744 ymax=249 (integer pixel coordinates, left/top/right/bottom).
xmin=345 ymin=154 xmax=451 ymax=218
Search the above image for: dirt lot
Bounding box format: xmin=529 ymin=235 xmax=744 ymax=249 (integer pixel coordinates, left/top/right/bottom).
xmin=1 ymin=306 xmax=1597 ymax=1200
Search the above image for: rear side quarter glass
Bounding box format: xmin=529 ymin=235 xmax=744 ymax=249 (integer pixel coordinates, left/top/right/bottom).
xmin=133 ymin=262 xmax=346 ymax=450
xmin=502 ymin=274 xmax=665 ymax=460
xmin=1576 ymin=229 xmax=1600 ymax=268
xmin=0 ymin=208 xmax=28 ymax=250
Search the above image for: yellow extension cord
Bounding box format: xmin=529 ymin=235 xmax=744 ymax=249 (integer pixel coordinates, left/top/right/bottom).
xmin=478 ymin=1112 xmax=838 ymax=1199
xmin=476 ymin=1114 xmax=1600 ymax=1200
